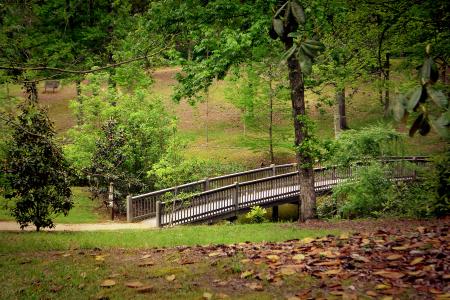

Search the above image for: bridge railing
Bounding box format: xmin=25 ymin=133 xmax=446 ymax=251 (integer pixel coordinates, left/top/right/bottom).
xmin=155 ymin=157 xmax=429 ymax=226
xmin=126 ymin=163 xmax=297 ymax=222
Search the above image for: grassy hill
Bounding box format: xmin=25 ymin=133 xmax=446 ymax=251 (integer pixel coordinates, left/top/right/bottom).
xmin=2 ymin=66 xmax=446 ymax=168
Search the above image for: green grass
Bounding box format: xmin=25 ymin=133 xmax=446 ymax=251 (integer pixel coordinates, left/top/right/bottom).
xmin=0 ymin=223 xmax=339 ymax=254
xmin=0 ymin=187 xmax=106 ymax=224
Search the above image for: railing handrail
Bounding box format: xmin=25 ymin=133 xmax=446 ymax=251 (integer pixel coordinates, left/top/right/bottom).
xmin=132 ymin=156 xmax=428 ymax=200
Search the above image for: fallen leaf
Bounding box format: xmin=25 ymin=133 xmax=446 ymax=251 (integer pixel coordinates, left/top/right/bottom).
xmin=165 ymin=274 xmax=176 ymax=282
xmin=435 ymin=294 xmax=450 ymax=300
xmin=208 ymin=252 xmax=222 ymax=257
xmin=392 ymin=245 xmax=410 ymax=251
xmin=374 ymin=270 xmax=405 ymax=280
xmin=319 ymin=251 xmax=338 ymax=259
xmin=125 ymin=281 xmax=143 ymax=288
xmin=100 ymin=279 xmax=116 ymax=288
xmin=245 ymin=282 xmax=264 ymax=291
xmin=136 ymin=285 xmax=153 ymax=293
xmin=138 ymin=261 xmax=154 ymax=267
xmin=280 ymin=267 xmax=296 ymax=276
xmin=95 ymin=255 xmax=105 ymax=262
xmin=140 ymin=254 xmax=152 ymax=260
xmin=301 ymin=237 xmax=315 ymax=244
xmin=203 ymin=292 xmax=213 ymax=300
xmin=339 ymin=233 xmax=350 ymax=240
xmin=417 ymin=226 xmax=425 ymax=233
xmin=241 ymin=270 xmax=254 ymax=279
xmin=380 ymin=297 xmax=393 ymax=300
xmin=351 ymin=254 xmax=370 ymax=263
xmin=410 ymin=257 xmax=424 ymax=265
xmin=366 ymin=291 xmax=378 ymax=297
xmin=375 ymin=284 xmax=391 ymax=290
xmin=80 ymin=272 xmax=86 ymax=278
xmin=292 ymin=254 xmax=305 ymax=261
xmin=429 ymin=288 xmax=444 ymax=294
xmin=315 ymin=260 xmax=341 ymax=266
xmin=386 ymin=254 xmax=403 ymax=261
xmin=266 ymin=255 xmax=280 ymax=262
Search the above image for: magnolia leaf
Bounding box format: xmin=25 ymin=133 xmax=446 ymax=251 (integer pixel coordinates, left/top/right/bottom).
xmin=165 ymin=274 xmax=176 ymax=281
xmin=292 ymin=254 xmax=306 ymax=261
xmin=272 ymin=19 xmax=284 ymax=38
xmin=290 ymin=1 xmax=306 ymax=24
xmin=374 ymin=270 xmax=405 ymax=280
xmin=245 ymin=282 xmax=264 ymax=291
xmin=430 ymin=116 xmax=450 ymax=139
xmin=386 ymin=254 xmax=403 ymax=261
xmin=392 ymin=95 xmax=407 ymax=122
xmin=428 ymin=88 xmax=448 ymax=108
xmin=299 ymin=54 xmax=312 ymax=75
xmin=419 ymin=117 xmax=431 ymax=136
xmin=421 ymin=57 xmax=432 ymax=85
xmin=100 ymin=279 xmax=116 ymax=288
xmin=409 ymin=113 xmax=424 ymax=137
xmin=125 ymin=281 xmax=144 ymax=288
xmin=407 ymin=86 xmax=425 ymax=112
xmin=300 ymin=44 xmax=318 ymax=58
xmin=283 ymin=45 xmax=297 ymax=60
xmin=410 ymin=257 xmax=425 ymax=266
xmin=240 ymin=270 xmax=254 ymax=279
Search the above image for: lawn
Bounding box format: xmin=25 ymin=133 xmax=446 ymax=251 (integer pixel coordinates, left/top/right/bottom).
xmin=0 ymin=187 xmax=106 ymax=224
xmin=0 ymin=220 xmax=447 ymax=300
xmin=0 ymin=223 xmax=338 ymax=254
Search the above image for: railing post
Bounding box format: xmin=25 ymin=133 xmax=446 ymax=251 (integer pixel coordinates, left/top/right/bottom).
xmin=412 ymin=156 xmax=417 ymax=180
xmin=233 ymin=181 xmax=239 ymax=213
xmin=156 ymin=201 xmax=161 ymax=228
xmin=204 ymin=178 xmax=210 ymax=191
xmin=126 ymin=195 xmax=132 ymax=222
xmin=271 ymin=164 xmax=276 ymax=176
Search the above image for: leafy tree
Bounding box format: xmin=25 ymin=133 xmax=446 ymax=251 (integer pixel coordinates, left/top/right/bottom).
xmin=2 ymin=102 xmax=73 ymax=231
xmin=65 ymin=72 xmax=174 ymax=209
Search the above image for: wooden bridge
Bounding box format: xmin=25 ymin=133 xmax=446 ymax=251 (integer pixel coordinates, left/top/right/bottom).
xmin=126 ymin=157 xmax=428 ymax=227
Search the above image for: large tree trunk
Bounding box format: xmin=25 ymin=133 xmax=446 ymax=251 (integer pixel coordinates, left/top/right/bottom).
xmin=286 ymin=52 xmax=316 ymax=222
xmin=268 ymin=66 xmax=274 ymax=164
xmin=336 ymin=87 xmax=348 ymax=131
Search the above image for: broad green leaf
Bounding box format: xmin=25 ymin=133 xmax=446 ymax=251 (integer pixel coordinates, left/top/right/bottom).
xmin=301 ymin=43 xmax=318 ymax=58
xmin=290 ymin=1 xmax=306 ymax=24
xmin=431 ymin=113 xmax=450 ymax=139
xmin=428 ymin=88 xmax=448 ymax=108
xmin=419 ymin=117 xmax=431 ymax=136
xmin=409 ymin=113 xmax=424 ymax=137
xmin=420 ymin=57 xmax=432 ymax=85
xmin=272 ymin=19 xmax=284 ymax=38
xmin=299 ymin=54 xmax=312 ymax=75
xmin=407 ymin=86 xmax=424 ymax=112
xmin=392 ymin=95 xmax=407 ymax=122
xmin=283 ymin=45 xmax=297 ymax=60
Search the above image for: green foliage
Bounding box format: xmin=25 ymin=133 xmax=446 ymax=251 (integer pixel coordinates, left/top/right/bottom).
xmin=393 ymin=45 xmax=449 ymax=139
xmin=245 ymin=206 xmax=268 ymax=223
xmin=1 ymin=102 xmax=73 ymax=231
xmin=332 ymin=162 xmax=392 ymax=219
xmin=327 ymin=125 xmax=405 ymax=166
xmin=65 ymin=72 xmax=174 ymax=209
xmin=148 ymin=140 xmax=242 ymax=190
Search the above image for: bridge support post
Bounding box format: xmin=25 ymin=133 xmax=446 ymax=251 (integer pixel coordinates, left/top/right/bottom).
xmin=126 ymin=195 xmax=132 ymax=223
xmin=272 ymin=206 xmax=279 ymax=222
xmin=271 ymin=164 xmax=276 ymax=176
xmin=233 ymin=182 xmax=239 ymax=214
xmin=204 ymin=178 xmax=210 ymax=191
xmin=156 ymin=201 xmax=161 ymax=228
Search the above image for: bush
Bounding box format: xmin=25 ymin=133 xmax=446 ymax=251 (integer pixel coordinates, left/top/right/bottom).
xmin=245 ymin=206 xmax=267 ymax=223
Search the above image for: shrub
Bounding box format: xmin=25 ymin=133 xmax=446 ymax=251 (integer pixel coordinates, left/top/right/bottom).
xmin=2 ymin=102 xmax=73 ymax=231
xmin=246 ymin=206 xmax=268 ymax=223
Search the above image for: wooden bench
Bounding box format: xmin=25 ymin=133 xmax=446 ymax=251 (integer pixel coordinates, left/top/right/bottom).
xmin=44 ymin=80 xmax=60 ymax=93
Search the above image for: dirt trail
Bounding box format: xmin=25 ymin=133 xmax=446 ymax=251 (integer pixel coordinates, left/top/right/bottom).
xmin=0 ymin=221 xmax=156 ymax=232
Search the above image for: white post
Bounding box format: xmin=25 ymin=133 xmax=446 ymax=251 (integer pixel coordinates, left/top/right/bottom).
xmin=126 ymin=195 xmax=132 ymax=222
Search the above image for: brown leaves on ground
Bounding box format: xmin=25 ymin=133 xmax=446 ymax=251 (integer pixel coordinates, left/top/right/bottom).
xmin=190 ymin=221 xmax=449 ymax=299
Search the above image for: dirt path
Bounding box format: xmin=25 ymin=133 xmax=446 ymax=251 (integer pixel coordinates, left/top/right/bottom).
xmin=0 ymin=221 xmax=155 ymax=231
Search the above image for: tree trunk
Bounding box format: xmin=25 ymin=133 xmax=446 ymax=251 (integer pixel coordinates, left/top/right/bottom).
xmin=24 ymin=82 xmax=38 ymax=103
xmin=383 ymin=52 xmax=390 ymax=117
xmin=76 ymin=79 xmax=83 ymax=125
xmin=268 ymin=67 xmax=274 ymax=164
xmin=286 ymin=51 xmax=316 ymax=222
xmin=336 ymin=87 xmax=348 ymax=130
